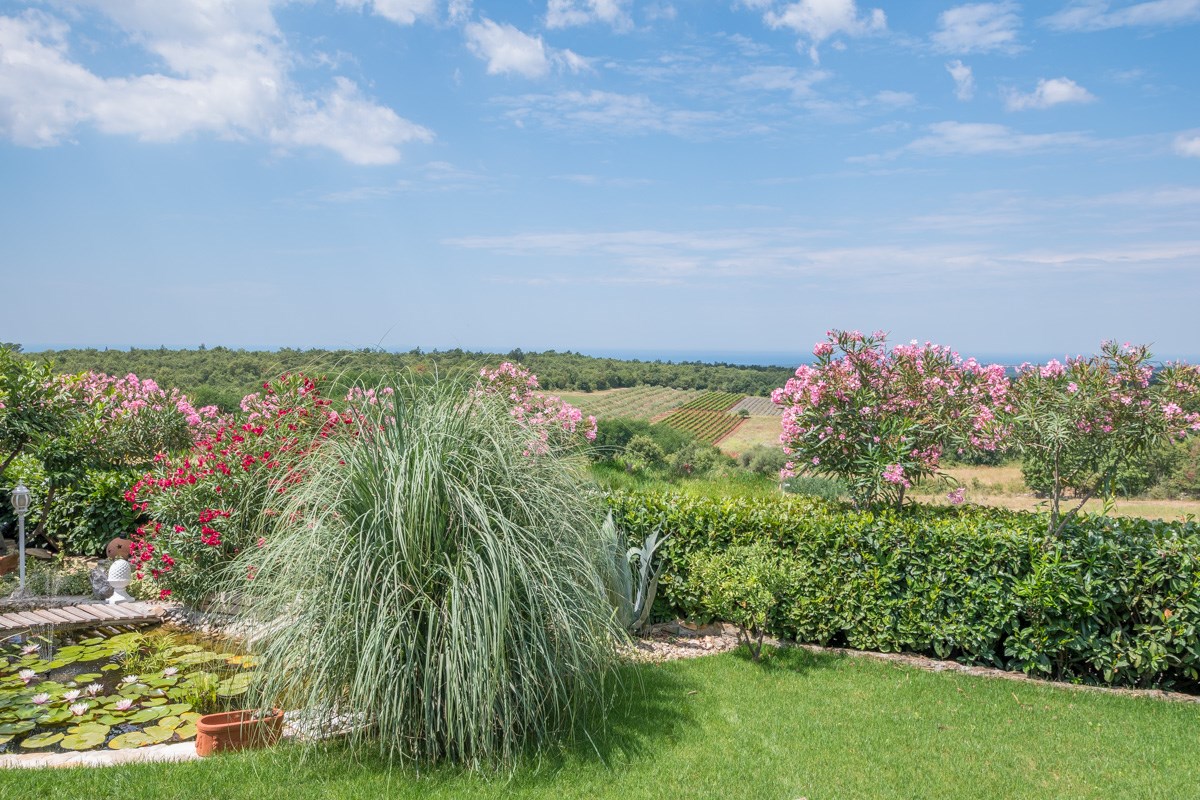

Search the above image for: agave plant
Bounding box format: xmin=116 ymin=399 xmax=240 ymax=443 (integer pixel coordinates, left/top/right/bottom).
xmin=235 ymin=376 xmax=624 ymax=766
xmin=605 ymin=514 xmax=669 ymax=635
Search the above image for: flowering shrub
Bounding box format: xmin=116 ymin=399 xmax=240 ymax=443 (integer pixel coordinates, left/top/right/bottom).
xmin=476 ymin=362 xmax=597 ymax=454
xmin=772 ymin=330 xmax=1009 ymax=509
xmin=126 ymin=373 xmax=345 ymax=603
xmin=1006 ymin=342 xmax=1200 ymax=535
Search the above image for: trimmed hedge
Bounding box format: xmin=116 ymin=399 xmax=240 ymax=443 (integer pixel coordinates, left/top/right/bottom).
xmin=606 ymin=491 xmax=1200 ymax=689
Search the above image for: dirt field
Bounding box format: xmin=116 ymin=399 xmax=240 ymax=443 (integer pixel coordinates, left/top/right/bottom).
xmin=716 ymin=415 xmax=782 ymax=456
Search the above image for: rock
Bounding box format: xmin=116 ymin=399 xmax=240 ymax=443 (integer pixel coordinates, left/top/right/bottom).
xmin=24 ymin=548 xmax=54 ymax=560
xmin=90 ymin=560 xmax=114 ymax=600
xmin=0 ymin=552 xmax=17 ymax=577
xmin=106 ymin=538 xmax=133 ymax=560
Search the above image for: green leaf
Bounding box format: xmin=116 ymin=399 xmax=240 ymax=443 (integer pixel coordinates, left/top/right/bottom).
xmin=20 ymin=731 xmax=64 ymax=748
xmin=60 ymin=729 xmax=107 ymax=750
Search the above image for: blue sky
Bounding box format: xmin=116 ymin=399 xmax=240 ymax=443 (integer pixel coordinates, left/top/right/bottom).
xmin=1 ymin=0 xmax=1198 ymax=360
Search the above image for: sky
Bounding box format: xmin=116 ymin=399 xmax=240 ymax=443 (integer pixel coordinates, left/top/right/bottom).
xmin=1 ymin=0 xmax=1198 ymax=361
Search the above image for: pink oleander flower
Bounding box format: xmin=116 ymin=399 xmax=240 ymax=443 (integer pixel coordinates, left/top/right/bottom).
xmin=947 ymin=487 xmax=966 ymax=506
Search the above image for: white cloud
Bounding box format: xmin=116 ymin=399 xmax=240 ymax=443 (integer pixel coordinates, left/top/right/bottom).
xmin=760 ymin=0 xmax=887 ymax=63
xmin=0 ymin=5 xmax=429 ymax=163
xmin=465 ymin=19 xmax=551 ymax=77
xmin=1043 ymin=0 xmax=1200 ymax=31
xmin=336 ymin=0 xmax=437 ymax=25
xmin=499 ymin=90 xmax=721 ymax=136
xmin=946 ymin=60 xmax=975 ymax=100
xmin=546 ymin=0 xmax=632 ymax=29
xmin=852 ymin=121 xmax=1092 ymax=161
xmin=932 ymin=2 xmax=1022 ymax=54
xmin=464 ymin=18 xmax=588 ymax=78
xmin=1004 ymin=77 xmax=1096 ymax=110
xmin=735 ymin=66 xmax=830 ymax=98
xmin=272 ymin=78 xmax=433 ymax=165
xmin=1175 ymin=134 xmax=1200 ymax=157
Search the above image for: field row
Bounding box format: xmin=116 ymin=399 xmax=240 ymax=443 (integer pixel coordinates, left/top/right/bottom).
xmin=556 ymin=386 xmax=704 ymax=421
xmin=677 ymin=392 xmax=746 ymax=412
xmin=658 ymin=408 xmax=744 ymax=445
xmin=729 ymin=396 xmax=782 ymax=416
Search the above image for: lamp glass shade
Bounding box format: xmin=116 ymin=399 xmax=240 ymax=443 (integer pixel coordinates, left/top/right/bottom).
xmin=10 ymin=483 xmax=30 ymax=514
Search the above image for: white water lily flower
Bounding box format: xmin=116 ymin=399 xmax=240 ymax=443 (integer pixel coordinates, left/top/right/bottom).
xmin=31 ymin=692 xmax=50 ymax=705
xmin=18 ymin=669 xmax=35 ymax=684
xmin=69 ymin=702 xmax=89 ymax=716
xmin=62 ymin=689 xmax=81 ymax=702
xmin=85 ymin=683 xmax=103 ymax=696
xmin=163 ymin=667 xmax=178 ymax=677
xmin=20 ymin=644 xmax=38 ymax=655
xmin=121 ymin=675 xmax=138 ymax=684
xmin=114 ymin=698 xmax=134 ymax=711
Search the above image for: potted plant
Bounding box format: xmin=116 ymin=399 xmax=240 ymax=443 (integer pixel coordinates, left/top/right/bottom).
xmin=195 ymin=708 xmax=284 ymax=757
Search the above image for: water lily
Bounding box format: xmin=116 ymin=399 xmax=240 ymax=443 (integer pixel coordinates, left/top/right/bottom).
xmin=121 ymin=675 xmax=139 ymax=685
xmin=114 ymin=698 xmax=134 ymax=711
xmin=163 ymin=667 xmax=178 ymax=677
xmin=18 ymin=669 xmax=35 ymax=685
xmin=63 ymin=689 xmax=81 ymax=702
xmin=30 ymin=692 xmax=50 ymax=705
xmin=69 ymin=702 xmax=89 ymax=716
xmin=20 ymin=644 xmax=39 ymax=655
xmin=85 ymin=683 xmax=103 ymax=696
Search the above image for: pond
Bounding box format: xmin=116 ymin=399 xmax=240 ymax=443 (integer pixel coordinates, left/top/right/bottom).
xmin=0 ymin=625 xmax=255 ymax=754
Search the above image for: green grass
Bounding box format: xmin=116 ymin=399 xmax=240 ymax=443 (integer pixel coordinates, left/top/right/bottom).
xmin=588 ymin=462 xmax=782 ymax=498
xmin=7 ymin=648 xmax=1198 ymax=800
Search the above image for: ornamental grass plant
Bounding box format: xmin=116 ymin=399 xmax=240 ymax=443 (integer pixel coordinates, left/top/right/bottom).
xmin=235 ymin=376 xmax=624 ymax=766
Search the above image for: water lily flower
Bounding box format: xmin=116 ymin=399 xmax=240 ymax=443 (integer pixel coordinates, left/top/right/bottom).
xmin=121 ymin=675 xmax=138 ymax=685
xmin=163 ymin=667 xmax=178 ymax=677
xmin=69 ymin=702 xmax=89 ymax=716
xmin=18 ymin=669 xmax=35 ymax=685
xmin=31 ymin=692 xmax=50 ymax=705
xmin=114 ymin=698 xmax=134 ymax=711
xmin=20 ymin=644 xmax=38 ymax=655
xmin=85 ymin=683 xmax=103 ymax=696
xmin=63 ymin=689 xmax=81 ymax=702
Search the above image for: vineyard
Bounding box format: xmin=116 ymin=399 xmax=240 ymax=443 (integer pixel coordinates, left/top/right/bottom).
xmin=556 ymin=386 xmax=705 ymax=421
xmin=658 ymin=408 xmax=744 ymax=445
xmin=677 ymin=392 xmax=745 ymax=412
xmin=729 ymin=396 xmax=782 ymax=416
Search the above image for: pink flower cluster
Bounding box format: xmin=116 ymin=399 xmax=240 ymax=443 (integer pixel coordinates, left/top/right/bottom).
xmin=477 ymin=362 xmax=598 ymax=453
xmin=63 ymin=371 xmax=224 ymax=437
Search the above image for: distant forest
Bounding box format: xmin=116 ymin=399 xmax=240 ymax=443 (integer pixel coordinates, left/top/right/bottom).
xmin=20 ymin=346 xmax=795 ymax=411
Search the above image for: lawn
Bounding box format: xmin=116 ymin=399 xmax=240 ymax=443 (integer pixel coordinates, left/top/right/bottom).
xmin=6 ymin=648 xmax=1197 ymax=800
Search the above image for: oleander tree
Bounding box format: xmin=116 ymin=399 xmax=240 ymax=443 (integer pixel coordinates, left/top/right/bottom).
xmin=772 ymin=330 xmax=1011 ymax=511
xmin=1006 ymin=342 xmax=1200 ymax=536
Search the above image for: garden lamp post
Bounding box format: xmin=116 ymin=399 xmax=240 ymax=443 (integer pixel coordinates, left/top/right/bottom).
xmin=10 ymin=483 xmax=30 ymax=596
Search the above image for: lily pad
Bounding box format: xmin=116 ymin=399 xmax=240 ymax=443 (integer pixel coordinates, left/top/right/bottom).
xmin=174 ymin=651 xmax=223 ymax=666
xmin=174 ymin=723 xmax=197 ymax=741
xmin=216 ymin=672 xmax=255 ymax=697
xmin=0 ymin=720 xmax=35 ymax=735
xmin=159 ymin=716 xmax=183 ymax=731
xmin=142 ymin=697 xmax=168 ymax=707
xmin=101 ymin=664 xmax=122 ymax=672
xmin=72 ymin=673 xmax=102 ymax=684
xmin=21 ymin=731 xmax=64 ymax=749
xmin=127 ymin=706 xmax=171 ymax=724
xmin=0 ymin=734 xmax=13 ymax=745
xmin=60 ymin=729 xmax=108 ymax=750
xmin=141 ymin=725 xmax=176 ymax=744
xmin=108 ymin=731 xmax=154 ymax=750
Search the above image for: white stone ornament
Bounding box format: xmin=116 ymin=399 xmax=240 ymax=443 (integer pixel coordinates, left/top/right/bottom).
xmin=107 ymin=559 xmax=133 ymax=604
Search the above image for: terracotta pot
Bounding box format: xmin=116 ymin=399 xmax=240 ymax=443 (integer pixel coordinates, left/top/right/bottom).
xmin=195 ymin=709 xmax=284 ymax=757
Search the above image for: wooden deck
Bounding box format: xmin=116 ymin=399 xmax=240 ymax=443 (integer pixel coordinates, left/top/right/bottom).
xmin=0 ymin=602 xmax=162 ymax=638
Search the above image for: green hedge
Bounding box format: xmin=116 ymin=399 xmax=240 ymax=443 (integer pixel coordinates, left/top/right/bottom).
xmin=606 ymin=491 xmax=1200 ymax=689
